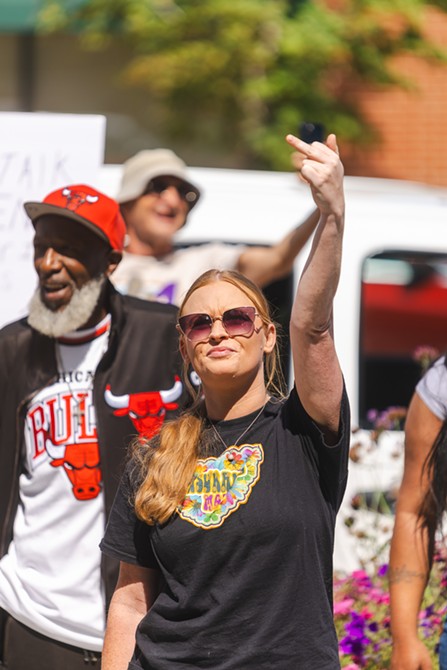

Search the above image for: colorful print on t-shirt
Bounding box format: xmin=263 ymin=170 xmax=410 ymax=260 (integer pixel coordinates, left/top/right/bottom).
xmin=178 ymin=444 xmax=264 ymax=529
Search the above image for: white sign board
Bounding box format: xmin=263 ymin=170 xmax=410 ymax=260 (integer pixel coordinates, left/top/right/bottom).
xmin=0 ymin=112 xmax=106 ymax=328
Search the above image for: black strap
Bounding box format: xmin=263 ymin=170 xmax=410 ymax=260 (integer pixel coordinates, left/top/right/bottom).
xmin=0 ymin=608 xmax=8 ymax=666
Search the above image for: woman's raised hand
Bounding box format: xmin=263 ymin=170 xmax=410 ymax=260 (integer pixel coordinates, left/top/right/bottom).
xmin=286 ymin=133 xmax=344 ymax=219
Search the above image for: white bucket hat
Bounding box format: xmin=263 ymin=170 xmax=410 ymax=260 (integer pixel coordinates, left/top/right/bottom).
xmin=116 ymin=148 xmax=201 ymax=209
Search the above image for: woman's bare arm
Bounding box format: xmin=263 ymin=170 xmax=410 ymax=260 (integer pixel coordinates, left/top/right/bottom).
xmin=101 ymin=561 xmax=161 ymax=670
xmin=286 ymin=133 xmax=345 ymax=438
xmin=389 ymin=393 xmax=442 ymax=670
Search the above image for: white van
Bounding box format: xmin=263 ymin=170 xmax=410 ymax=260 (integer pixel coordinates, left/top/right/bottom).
xmin=102 ymin=165 xmax=447 ymax=571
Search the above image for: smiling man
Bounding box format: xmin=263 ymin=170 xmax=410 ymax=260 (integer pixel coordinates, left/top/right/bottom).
xmin=111 ymin=149 xmax=319 ymax=306
xmin=0 ymin=184 xmax=183 ymax=669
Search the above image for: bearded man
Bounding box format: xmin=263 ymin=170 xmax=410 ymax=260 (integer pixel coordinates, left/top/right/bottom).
xmin=0 ymin=184 xmax=183 ymax=669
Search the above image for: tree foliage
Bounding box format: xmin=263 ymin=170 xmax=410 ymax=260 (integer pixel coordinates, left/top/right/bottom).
xmin=39 ymin=0 xmax=447 ymax=168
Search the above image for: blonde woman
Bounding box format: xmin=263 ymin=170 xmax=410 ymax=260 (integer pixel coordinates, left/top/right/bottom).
xmin=100 ymin=133 xmax=349 ymax=670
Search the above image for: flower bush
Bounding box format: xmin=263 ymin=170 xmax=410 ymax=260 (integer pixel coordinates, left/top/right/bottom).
xmin=335 ymin=554 xmax=447 ymax=668
xmin=366 ymin=406 xmax=407 ymax=442
xmin=334 ymin=345 xmax=446 ymax=667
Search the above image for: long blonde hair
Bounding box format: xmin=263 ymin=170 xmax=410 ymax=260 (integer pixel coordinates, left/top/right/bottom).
xmin=133 ymin=269 xmax=285 ymax=525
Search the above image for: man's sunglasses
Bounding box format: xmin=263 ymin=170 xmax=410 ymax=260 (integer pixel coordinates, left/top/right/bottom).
xmin=177 ymin=306 xmax=260 ymax=343
xmin=144 ymin=177 xmax=198 ymax=206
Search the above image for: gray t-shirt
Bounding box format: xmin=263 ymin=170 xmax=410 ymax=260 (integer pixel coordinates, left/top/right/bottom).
xmin=416 ymin=356 xmax=447 ymax=420
xmin=111 ymin=243 xmax=244 ymax=306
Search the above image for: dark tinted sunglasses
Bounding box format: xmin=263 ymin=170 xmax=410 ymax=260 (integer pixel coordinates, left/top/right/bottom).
xmin=178 ymin=306 xmax=260 ymax=343
xmin=144 ymin=177 xmax=198 ymax=206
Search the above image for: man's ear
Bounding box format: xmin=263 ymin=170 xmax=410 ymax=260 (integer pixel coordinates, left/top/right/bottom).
xmin=105 ymin=250 xmax=123 ymax=277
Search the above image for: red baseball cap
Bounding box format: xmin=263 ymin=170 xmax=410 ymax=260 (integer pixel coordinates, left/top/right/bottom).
xmin=24 ymin=184 xmax=126 ymax=252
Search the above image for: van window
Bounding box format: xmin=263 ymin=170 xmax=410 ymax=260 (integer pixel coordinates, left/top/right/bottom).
xmin=359 ymin=250 xmax=447 ymax=428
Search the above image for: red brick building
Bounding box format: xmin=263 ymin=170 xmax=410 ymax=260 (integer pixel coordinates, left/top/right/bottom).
xmin=344 ymin=6 xmax=447 ymax=186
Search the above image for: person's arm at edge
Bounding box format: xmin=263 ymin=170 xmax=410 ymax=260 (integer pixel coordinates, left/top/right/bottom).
xmin=236 ymin=207 xmax=320 ymax=288
xmin=389 ymin=393 xmax=441 ymax=670
xmin=101 ymin=561 xmax=161 ymax=670
xmin=286 ymin=134 xmax=345 ymax=439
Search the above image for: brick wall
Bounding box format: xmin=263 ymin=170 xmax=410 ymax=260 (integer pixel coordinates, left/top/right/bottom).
xmin=343 ymin=7 xmax=447 ymax=186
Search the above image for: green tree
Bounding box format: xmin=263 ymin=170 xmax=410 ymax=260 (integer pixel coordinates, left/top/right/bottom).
xmin=39 ymin=0 xmax=447 ymax=168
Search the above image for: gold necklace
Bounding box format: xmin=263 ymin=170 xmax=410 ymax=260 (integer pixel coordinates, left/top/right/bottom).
xmin=209 ymin=398 xmax=268 ymax=455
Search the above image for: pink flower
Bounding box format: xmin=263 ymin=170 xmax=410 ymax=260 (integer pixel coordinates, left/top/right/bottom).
xmin=334 ymin=598 xmax=355 ymax=615
xmin=367 ymin=588 xmax=389 ymax=604
xmin=351 ymin=570 xmax=370 ymax=582
xmin=360 ymin=606 xmax=373 ymax=620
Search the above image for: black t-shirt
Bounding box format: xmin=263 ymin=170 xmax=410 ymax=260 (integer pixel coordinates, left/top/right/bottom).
xmin=101 ymin=387 xmax=350 ymax=669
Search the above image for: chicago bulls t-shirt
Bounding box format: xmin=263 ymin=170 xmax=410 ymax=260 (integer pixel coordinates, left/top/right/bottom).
xmin=0 ymin=315 xmax=111 ymax=652
xmin=101 ymin=387 xmax=350 ymax=669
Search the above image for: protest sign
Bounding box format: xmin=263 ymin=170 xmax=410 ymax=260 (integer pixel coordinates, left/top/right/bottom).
xmin=0 ymin=112 xmax=106 ymax=328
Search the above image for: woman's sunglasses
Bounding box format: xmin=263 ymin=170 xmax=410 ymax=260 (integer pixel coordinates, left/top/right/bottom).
xmin=177 ymin=306 xmax=260 ymax=343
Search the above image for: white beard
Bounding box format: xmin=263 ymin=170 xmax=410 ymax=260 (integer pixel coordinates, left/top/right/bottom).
xmin=28 ymin=276 xmax=106 ymax=338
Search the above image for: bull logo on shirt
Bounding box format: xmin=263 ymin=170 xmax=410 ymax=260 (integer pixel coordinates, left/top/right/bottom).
xmin=39 ymin=391 xmax=102 ymax=501
xmin=27 ymin=378 xmax=182 ymax=501
xmin=45 ymin=436 xmax=102 ymax=501
xmin=104 ymin=376 xmax=182 ymax=438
